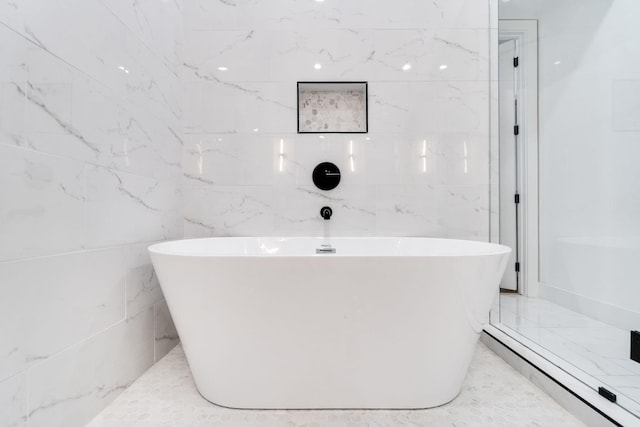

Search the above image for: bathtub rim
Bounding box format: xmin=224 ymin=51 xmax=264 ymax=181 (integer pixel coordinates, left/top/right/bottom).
xmin=148 ymin=236 xmax=511 ymax=258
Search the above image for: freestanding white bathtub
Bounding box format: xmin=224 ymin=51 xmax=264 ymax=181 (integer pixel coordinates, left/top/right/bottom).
xmin=149 ymin=237 xmax=510 ymax=409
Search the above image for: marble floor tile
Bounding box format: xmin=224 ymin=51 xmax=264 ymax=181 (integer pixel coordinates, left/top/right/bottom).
xmin=501 ymin=297 xmax=611 ymax=330
xmin=500 ymin=294 xmax=640 ymax=415
xmin=596 ymin=375 xmax=640 ymax=403
xmin=517 ymin=327 xmax=635 ymax=377
xmin=86 ymin=342 xmax=584 ymax=427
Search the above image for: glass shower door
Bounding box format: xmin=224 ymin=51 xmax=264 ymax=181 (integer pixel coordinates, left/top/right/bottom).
xmin=493 ymin=0 xmax=640 ymax=420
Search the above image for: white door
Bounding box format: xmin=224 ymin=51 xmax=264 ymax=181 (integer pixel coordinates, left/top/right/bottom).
xmin=499 ymin=38 xmax=519 ymax=291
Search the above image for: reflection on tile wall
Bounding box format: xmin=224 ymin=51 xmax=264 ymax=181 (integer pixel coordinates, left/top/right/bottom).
xmin=0 ymin=1 xmax=182 ymax=426
xmin=182 ymin=0 xmax=494 ymax=239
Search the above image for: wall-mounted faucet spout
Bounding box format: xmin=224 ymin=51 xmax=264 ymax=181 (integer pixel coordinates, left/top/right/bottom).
xmin=320 ymin=206 xmax=333 ymax=220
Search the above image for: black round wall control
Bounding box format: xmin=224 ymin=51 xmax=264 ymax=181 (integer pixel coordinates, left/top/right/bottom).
xmin=312 ymin=162 xmax=341 ymax=191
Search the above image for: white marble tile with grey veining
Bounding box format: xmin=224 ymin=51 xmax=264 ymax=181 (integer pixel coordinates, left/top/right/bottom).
xmin=85 ymin=341 xmax=584 ymax=427
xmin=367 ymin=132 xmax=489 ymax=187
xmin=372 ymin=29 xmax=490 ymax=82
xmin=0 ymin=24 xmax=27 ymax=148
xmin=374 ymin=184 xmax=439 ymax=236
xmin=5 ymin=0 xmax=181 ymax=123
xmin=27 ymin=309 xmax=154 ymax=427
xmin=183 ymin=29 xmax=274 ymax=83
xmin=0 ymin=248 xmax=126 ymax=382
xmin=125 ymin=242 xmax=164 ymax=319
xmin=517 ymin=327 xmax=635 ymax=378
xmin=369 ymin=81 xmax=490 ymax=134
xmin=67 ymin=79 xmax=182 ymax=180
xmin=180 ymin=0 xmax=492 ymax=244
xmin=183 ymin=80 xmax=296 ymax=134
xmin=182 ymin=133 xmax=277 ymax=186
xmin=85 ymin=166 xmax=182 ymax=248
xmin=99 ymin=0 xmax=183 ymax=76
xmin=0 ymin=145 xmax=85 ymax=261
xmin=0 ymin=80 xmax=25 ymax=148
xmin=274 ymin=185 xmax=376 ymax=237
xmin=548 ymin=327 xmax=631 ymax=360
xmin=101 ymin=104 xmax=183 ymax=181
xmin=271 ymin=29 xmax=376 ymax=82
xmin=23 ymin=52 xmax=74 ymax=134
xmin=0 ymin=1 xmax=23 ymax=32
xmin=1 ymin=3 xmax=182 ymax=427
xmin=184 ymin=28 xmax=377 ymax=83
xmin=154 ymin=300 xmax=179 ymax=363
xmin=20 ymin=42 xmax=180 ymax=181
xmin=596 ymin=375 xmax=640 ymax=407
xmin=23 ymin=53 xmax=100 ymax=162
xmin=501 ymin=296 xmax=614 ymax=330
xmin=0 ymin=373 xmax=27 ymax=427
xmin=183 ymin=0 xmax=490 ymax=32
xmin=375 ymin=184 xmax=489 ymax=240
xmin=183 ymin=185 xmax=275 ymax=238
xmin=548 ymin=326 xmax=640 ymax=378
xmin=184 ymin=27 xmax=488 ymax=83
xmin=500 ymin=295 xmax=640 ymax=414
xmin=439 ymin=185 xmax=490 ymax=240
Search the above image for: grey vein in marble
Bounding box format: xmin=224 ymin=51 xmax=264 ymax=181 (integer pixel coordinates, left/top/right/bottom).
xmin=297 ymin=187 xmax=345 ymax=202
xmin=183 ymin=172 xmax=216 ymax=185
xmin=369 ymin=94 xmax=409 ymax=112
xmin=433 ymin=36 xmax=480 ymax=59
xmin=218 ymin=30 xmax=254 ymax=55
xmin=167 ymin=126 xmax=184 ymax=147
xmin=183 ymin=63 xmax=294 ymax=111
xmin=338 ymin=203 xmax=375 ymax=217
xmin=17 ymin=83 xmax=100 ymax=155
xmin=111 ymin=170 xmax=161 ymax=212
xmin=184 ymin=217 xmax=216 ymax=231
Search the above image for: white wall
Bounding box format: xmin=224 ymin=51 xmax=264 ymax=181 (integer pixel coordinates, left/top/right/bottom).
xmin=0 ymin=1 xmax=183 ymax=426
xmin=182 ymin=0 xmax=494 ymax=239
xmin=500 ymin=0 xmax=640 ymax=329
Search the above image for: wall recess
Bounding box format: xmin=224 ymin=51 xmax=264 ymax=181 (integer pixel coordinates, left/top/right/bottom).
xmin=297 ymin=82 xmax=368 ymax=133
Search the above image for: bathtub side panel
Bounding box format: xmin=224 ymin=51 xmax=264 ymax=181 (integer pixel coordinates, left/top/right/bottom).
xmin=150 ymin=253 xmax=507 ymax=409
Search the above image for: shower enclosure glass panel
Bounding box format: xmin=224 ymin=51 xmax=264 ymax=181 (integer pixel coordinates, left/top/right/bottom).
xmin=493 ymin=0 xmax=640 ymax=419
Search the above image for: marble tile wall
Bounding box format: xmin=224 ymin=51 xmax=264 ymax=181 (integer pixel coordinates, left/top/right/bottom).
xmin=0 ymin=1 xmax=495 ymax=425
xmin=182 ymin=0 xmax=494 ymax=239
xmin=0 ymin=1 xmax=183 ymax=426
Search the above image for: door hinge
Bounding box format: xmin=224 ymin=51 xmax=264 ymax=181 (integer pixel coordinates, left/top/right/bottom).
xmin=515 ymin=262 xmax=521 ymax=273
xmin=513 ymin=57 xmax=519 ymax=67
xmin=514 ymin=193 xmax=520 ymax=204
xmin=514 ymin=125 xmax=520 ymax=135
